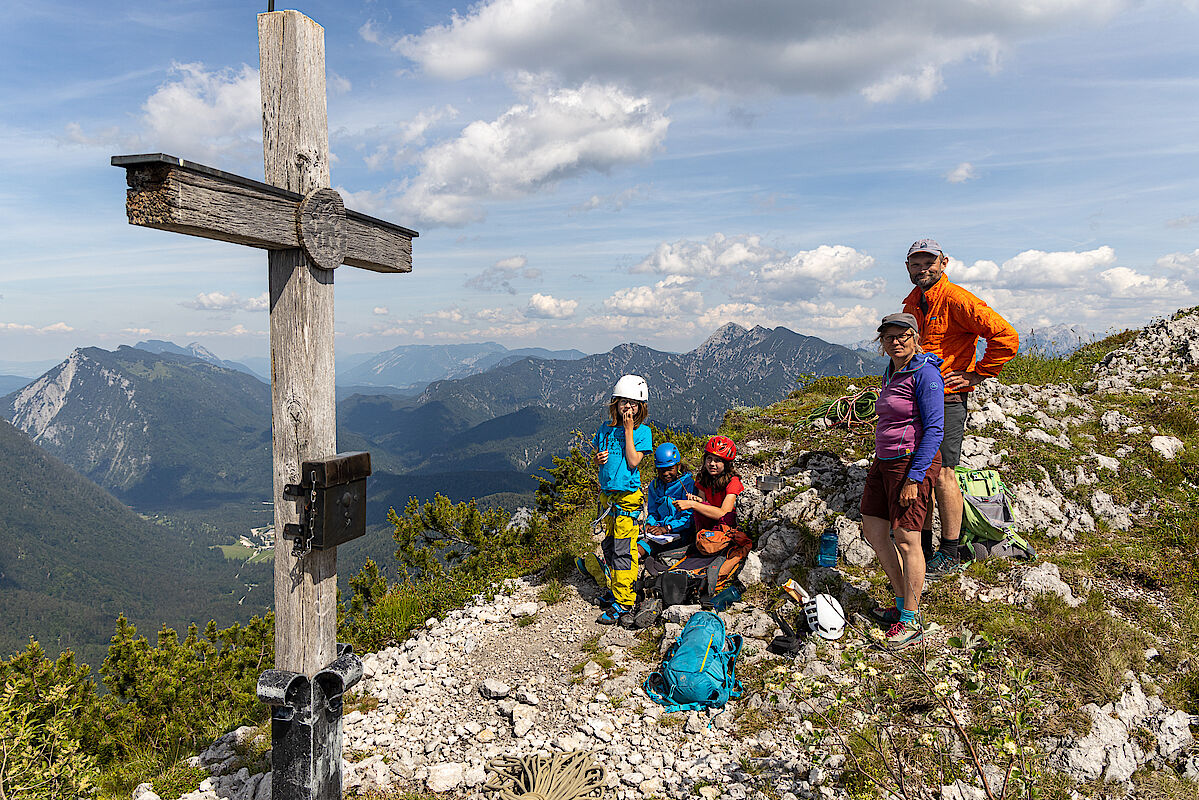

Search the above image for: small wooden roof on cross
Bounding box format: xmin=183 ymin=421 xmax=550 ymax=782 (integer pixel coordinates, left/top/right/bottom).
xmin=111 ymin=153 xmax=417 ymax=274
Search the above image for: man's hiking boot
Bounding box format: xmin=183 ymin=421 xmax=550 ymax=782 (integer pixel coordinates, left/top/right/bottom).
xmin=869 ymin=604 xmax=901 ymax=626
xmin=596 ymin=604 xmax=633 ymax=625
xmin=885 ymin=620 xmax=924 ymax=649
xmin=925 ymin=549 xmax=963 ymax=581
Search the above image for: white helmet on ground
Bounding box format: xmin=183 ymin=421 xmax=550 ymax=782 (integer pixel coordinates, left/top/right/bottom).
xmin=803 ymin=593 xmax=846 ymax=641
xmin=612 ymin=374 xmax=648 ymax=402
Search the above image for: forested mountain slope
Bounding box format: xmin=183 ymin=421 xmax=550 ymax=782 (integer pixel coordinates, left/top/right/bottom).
xmin=0 ymin=419 xmax=268 ymax=668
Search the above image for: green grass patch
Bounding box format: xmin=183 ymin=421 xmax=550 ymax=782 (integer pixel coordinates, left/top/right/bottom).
xmin=215 ymin=543 xmax=254 ymax=560
xmin=151 ymin=761 xmax=209 ymax=800
xmin=630 ymin=627 xmax=665 ymax=663
xmin=924 ymin=583 xmax=1146 ymax=710
xmin=537 ymin=579 xmax=568 ymax=606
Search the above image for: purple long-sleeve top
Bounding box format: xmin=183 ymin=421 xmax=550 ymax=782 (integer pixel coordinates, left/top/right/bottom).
xmin=874 ymin=351 xmax=945 ymax=483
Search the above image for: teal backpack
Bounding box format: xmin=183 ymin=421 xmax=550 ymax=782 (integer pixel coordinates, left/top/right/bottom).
xmin=643 ymin=611 xmax=743 ymax=713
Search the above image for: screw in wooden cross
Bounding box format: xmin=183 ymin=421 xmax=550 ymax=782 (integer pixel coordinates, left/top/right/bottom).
xmin=111 ymin=10 xmax=415 ymax=800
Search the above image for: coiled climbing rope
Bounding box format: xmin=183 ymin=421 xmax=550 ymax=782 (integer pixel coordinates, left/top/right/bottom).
xmin=483 ymin=751 xmax=608 ymax=800
xmin=804 ymin=387 xmax=879 ymax=429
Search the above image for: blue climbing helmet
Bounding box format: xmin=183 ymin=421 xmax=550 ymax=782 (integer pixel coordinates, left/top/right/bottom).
xmin=654 ymin=443 xmax=682 ymax=468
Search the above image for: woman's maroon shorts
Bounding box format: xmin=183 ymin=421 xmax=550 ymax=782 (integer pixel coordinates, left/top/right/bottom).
xmin=859 ymin=453 xmax=942 ymax=531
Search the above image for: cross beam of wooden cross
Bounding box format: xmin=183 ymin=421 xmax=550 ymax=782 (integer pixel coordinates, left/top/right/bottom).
xmin=111 ymin=154 xmax=415 ymax=273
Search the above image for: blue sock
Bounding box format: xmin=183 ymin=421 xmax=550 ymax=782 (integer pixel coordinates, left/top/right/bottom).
xmin=895 ymin=596 xmax=904 ymax=613
xmin=900 ymin=608 xmax=916 ymax=625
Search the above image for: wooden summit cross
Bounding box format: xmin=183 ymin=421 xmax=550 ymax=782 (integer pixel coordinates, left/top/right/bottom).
xmin=113 ymin=10 xmax=415 ymax=797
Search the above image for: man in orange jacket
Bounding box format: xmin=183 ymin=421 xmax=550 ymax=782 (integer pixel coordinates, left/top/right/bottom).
xmin=902 ymin=239 xmax=1019 ymax=579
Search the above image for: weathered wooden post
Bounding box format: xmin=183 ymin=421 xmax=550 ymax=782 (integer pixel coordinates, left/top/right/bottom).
xmin=111 ymin=9 xmax=416 ymax=799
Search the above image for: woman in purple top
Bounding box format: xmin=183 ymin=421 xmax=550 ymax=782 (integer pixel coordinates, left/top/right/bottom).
xmin=860 ymin=312 xmax=945 ymax=649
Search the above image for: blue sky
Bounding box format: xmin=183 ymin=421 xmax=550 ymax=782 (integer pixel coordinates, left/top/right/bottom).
xmin=3 ymin=0 xmax=1198 ymax=366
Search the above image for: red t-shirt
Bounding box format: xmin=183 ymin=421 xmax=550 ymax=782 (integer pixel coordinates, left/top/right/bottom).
xmin=696 ymin=476 xmax=744 ymax=530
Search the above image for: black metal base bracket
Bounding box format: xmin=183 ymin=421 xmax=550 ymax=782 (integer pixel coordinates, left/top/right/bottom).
xmin=257 ymin=644 xmax=363 ymax=800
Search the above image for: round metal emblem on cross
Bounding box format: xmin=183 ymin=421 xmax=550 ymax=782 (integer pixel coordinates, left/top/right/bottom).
xmin=296 ymin=187 xmax=348 ymax=270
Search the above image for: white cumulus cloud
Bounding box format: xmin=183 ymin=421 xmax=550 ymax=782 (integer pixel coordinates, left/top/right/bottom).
xmin=181 ymin=291 xmax=269 ymax=312
xmin=395 ymin=77 xmax=669 ymax=226
xmin=945 ymin=162 xmax=977 ymax=183
xmin=527 ymin=293 xmax=579 ymax=319
xmin=951 ymin=247 xmax=1118 ymax=289
xmin=603 ymin=276 xmax=704 ymax=317
xmin=0 ymin=321 xmax=75 ymax=333
xmin=63 ymin=61 xmax=260 ymax=165
xmin=184 ymin=324 xmax=261 ymax=337
xmin=632 ymin=235 xmax=878 ymax=303
xmin=1098 ymin=267 xmax=1189 ymax=298
xmin=140 ymin=62 xmax=260 ymax=164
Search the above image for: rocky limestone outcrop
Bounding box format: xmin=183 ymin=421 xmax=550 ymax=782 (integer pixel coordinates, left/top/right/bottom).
xmin=1092 ymin=307 xmax=1199 ymax=391
xmin=1048 ymin=678 xmax=1194 ymax=783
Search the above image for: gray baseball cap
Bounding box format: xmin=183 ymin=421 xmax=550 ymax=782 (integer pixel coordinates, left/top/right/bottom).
xmin=907 ymin=238 xmax=942 ymax=258
xmin=877 ymin=312 xmax=919 ymax=333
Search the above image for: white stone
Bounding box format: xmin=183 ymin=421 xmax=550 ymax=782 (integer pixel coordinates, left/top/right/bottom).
xmin=426 ymin=762 xmax=467 ymax=793
xmin=1150 ymin=435 xmax=1185 ymax=460
xmin=1089 ymin=491 xmax=1132 ymax=531
xmin=662 ymin=604 xmax=702 ymax=625
xmin=1017 ymin=562 xmax=1082 ymax=607
xmin=510 ymin=601 xmax=540 ymax=618
xmin=479 ymin=678 xmax=511 ymax=699
xmin=621 ymin=772 xmax=645 ymax=786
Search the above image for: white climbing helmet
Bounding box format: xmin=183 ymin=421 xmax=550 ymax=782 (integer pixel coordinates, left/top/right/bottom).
xmin=803 ymin=593 xmax=846 ymax=641
xmin=612 ymin=374 xmax=648 ymax=402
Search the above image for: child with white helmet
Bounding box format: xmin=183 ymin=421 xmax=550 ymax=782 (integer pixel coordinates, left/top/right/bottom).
xmin=585 ymin=374 xmax=653 ymax=625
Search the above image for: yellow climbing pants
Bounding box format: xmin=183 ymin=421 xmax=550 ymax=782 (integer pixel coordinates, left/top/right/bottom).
xmin=600 ymin=490 xmax=642 ymax=608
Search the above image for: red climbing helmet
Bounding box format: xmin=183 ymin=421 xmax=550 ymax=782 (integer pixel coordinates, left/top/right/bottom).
xmin=704 ymin=435 xmax=737 ymax=461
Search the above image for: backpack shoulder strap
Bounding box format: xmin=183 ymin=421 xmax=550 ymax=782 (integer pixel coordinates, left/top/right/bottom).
xmin=724 ymin=634 xmax=744 ymax=700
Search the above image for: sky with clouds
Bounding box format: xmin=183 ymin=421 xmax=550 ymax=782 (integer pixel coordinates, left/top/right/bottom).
xmin=3 ymin=0 xmax=1198 ymax=366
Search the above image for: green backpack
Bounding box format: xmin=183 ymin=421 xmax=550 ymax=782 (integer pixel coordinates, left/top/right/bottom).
xmin=954 ymin=467 xmax=1036 ymax=562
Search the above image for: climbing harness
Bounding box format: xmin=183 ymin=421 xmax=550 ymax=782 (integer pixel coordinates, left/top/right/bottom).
xmin=591 ymin=498 xmax=645 ymax=536
xmin=804 ymin=387 xmax=879 ymax=429
xmin=483 ymin=751 xmax=608 ymax=800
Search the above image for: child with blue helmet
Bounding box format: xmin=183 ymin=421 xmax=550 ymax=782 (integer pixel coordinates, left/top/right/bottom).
xmin=641 ymin=442 xmax=695 ymax=558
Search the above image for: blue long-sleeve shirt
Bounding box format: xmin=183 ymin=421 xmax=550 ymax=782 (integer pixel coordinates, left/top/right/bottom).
xmin=645 ymin=472 xmax=695 ymax=530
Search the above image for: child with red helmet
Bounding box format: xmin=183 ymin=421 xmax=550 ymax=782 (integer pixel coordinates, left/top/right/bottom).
xmin=675 ymin=435 xmax=743 ymax=531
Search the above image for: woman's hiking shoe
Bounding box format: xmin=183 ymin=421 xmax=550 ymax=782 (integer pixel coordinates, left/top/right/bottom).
xmin=885 ymin=620 xmax=924 ymax=649
xmin=925 ymin=549 xmax=963 ymax=581
xmin=869 ymin=604 xmax=901 ymax=626
xmin=596 ymin=604 xmax=633 ymax=625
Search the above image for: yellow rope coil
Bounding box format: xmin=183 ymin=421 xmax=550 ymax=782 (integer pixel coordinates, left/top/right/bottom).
xmin=483 ymin=751 xmax=608 ymax=800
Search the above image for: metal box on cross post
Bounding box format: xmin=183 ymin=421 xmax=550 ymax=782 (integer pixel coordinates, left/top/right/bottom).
xmin=282 ymin=451 xmax=372 ymax=556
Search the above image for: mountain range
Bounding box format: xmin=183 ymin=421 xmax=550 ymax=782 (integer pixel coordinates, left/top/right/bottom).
xmin=338 ymin=342 xmax=586 ymax=391
xmin=5 ymin=325 xmax=880 ymax=517
xmin=134 ymin=339 xmax=265 ymax=380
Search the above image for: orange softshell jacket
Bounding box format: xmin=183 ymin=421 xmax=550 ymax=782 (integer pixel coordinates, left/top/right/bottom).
xmin=902 ymin=274 xmax=1019 ymax=396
